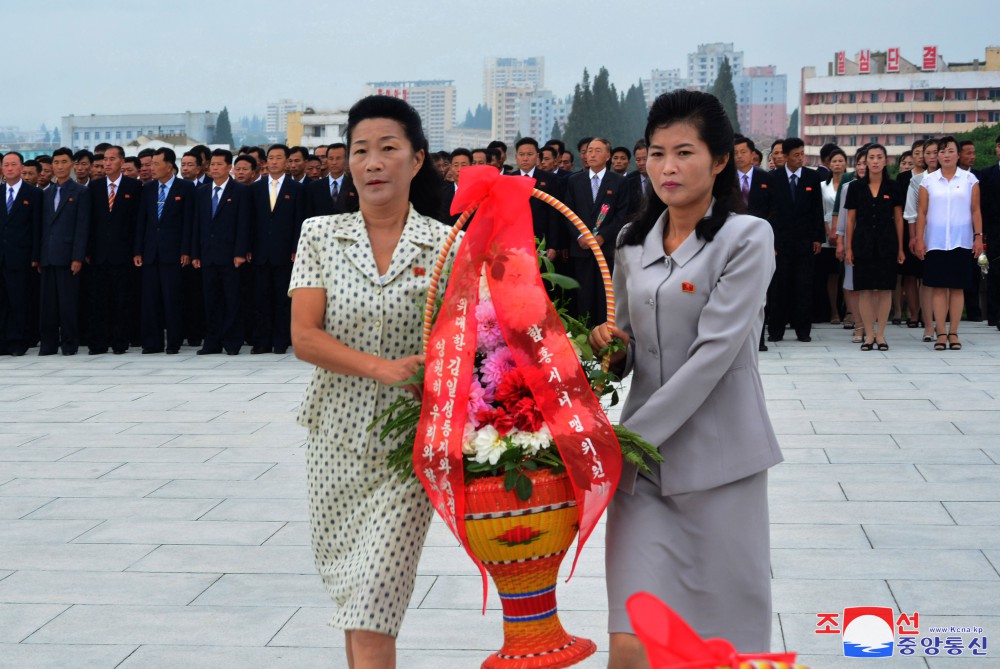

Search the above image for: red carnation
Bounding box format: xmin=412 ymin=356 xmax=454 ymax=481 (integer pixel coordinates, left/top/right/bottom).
xmin=494 ymin=368 xmax=531 ymax=408
xmin=510 ymin=397 xmax=544 ymax=432
xmin=476 ymin=407 xmax=516 ymax=436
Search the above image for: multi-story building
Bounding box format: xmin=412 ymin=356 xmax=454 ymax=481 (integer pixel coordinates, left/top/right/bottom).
xmin=266 ymin=99 xmax=303 ymax=136
xmin=285 ymin=109 xmax=349 ymax=150
xmin=364 ymin=81 xmax=456 ymax=151
xmin=483 ymin=57 xmax=545 ymax=107
xmin=61 ymin=112 xmax=218 ymax=151
xmin=443 ymin=127 xmax=491 ymax=152
xmin=642 ymin=69 xmax=688 ymax=106
xmin=735 ymin=66 xmax=788 ymax=140
xmin=801 ymin=47 xmax=1000 ymax=160
xmin=491 ymin=87 xmax=534 ymax=147
xmin=517 ymin=90 xmax=572 ymax=143
xmin=688 ymin=43 xmax=743 ymax=91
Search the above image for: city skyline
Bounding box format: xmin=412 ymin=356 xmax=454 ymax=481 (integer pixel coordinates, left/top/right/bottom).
xmin=4 ymin=1 xmax=998 ymax=135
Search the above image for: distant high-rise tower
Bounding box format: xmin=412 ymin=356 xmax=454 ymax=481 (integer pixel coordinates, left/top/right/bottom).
xmin=364 ymin=80 xmax=456 ymax=151
xmin=483 ymin=57 xmax=545 ymax=144
xmin=266 ymin=99 xmax=304 ymax=135
xmin=687 ymin=43 xmax=744 ymax=91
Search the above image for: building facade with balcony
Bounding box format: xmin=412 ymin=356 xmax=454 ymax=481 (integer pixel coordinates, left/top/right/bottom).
xmin=61 ymin=112 xmax=218 ymax=151
xmin=801 ymin=47 xmax=1000 ymax=160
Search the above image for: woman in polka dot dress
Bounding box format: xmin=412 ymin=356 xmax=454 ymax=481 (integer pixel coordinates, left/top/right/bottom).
xmin=289 ymin=95 xmax=455 ymax=669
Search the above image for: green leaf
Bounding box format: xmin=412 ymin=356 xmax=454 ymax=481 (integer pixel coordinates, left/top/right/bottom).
xmin=504 ymin=469 xmax=518 ymax=491
xmin=514 ymin=474 xmax=533 ymax=501
xmin=540 ymin=272 xmax=580 ymax=290
xmin=522 ymin=460 xmax=538 ymax=471
xmin=390 ymin=367 xmax=424 ymax=388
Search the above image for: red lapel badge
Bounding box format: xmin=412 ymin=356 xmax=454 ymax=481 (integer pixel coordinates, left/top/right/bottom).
xmin=414 ymin=267 xmax=426 ymax=277
xmin=284 ymin=194 xmax=291 ymax=200
xmin=174 ymin=196 xmax=181 ymax=201
xmin=760 ymin=183 xmax=767 ymax=189
xmin=22 ymin=200 xmax=29 ymax=205
xmin=681 ymin=281 xmax=695 ymax=293
xmin=805 ymin=186 xmax=812 ymax=192
xmin=123 ymin=194 xmax=130 ymax=199
xmin=606 ymin=189 xmax=613 ymax=195
xmin=883 ymin=194 xmax=891 ymax=199
xmin=68 ymin=197 xmax=74 ymax=203
xmin=226 ymin=198 xmax=232 ymax=202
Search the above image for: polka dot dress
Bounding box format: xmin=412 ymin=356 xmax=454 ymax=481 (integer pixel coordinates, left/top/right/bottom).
xmin=289 ymin=206 xmax=456 ymax=637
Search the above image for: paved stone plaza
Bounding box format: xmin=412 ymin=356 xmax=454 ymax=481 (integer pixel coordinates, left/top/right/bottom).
xmin=1 ymin=322 xmax=999 ymax=668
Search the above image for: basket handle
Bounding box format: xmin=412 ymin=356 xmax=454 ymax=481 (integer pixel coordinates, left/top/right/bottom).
xmin=423 ymin=189 xmax=616 ymax=371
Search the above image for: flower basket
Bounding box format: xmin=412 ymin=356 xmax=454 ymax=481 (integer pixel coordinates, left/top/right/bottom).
xmin=372 ymin=167 xmax=661 ymax=668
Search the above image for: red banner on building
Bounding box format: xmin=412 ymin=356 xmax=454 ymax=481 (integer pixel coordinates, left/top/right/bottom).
xmin=887 ymin=48 xmax=900 ymax=73
xmin=923 ymin=46 xmax=938 ymax=71
xmin=836 ymin=51 xmax=846 ymax=75
xmin=858 ymin=50 xmax=871 ymax=74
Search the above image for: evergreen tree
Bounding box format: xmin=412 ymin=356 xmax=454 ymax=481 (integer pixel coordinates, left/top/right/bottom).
xmin=52 ymin=128 xmax=61 ymax=144
xmin=213 ymin=107 xmax=235 ymax=148
xmin=43 ymin=130 xmax=51 ymax=144
xmin=461 ymin=108 xmax=475 ymax=128
xmin=549 ymin=120 xmax=561 ymax=143
xmin=710 ymin=57 xmax=741 ymax=135
xmin=590 ymin=67 xmax=621 ymax=144
xmin=786 ymin=108 xmax=800 ymax=138
xmin=561 ymin=69 xmax=593 ymax=152
xmin=622 ymin=82 xmax=648 ymax=146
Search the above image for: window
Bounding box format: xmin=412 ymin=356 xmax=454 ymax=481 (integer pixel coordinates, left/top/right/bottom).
xmin=870 ymin=136 xmax=879 ymax=144
xmin=869 ymin=115 xmax=879 ymax=125
xmin=923 ymin=113 xmax=935 ymax=123
xmin=115 ymin=131 xmax=121 ymax=139
xmin=990 ymin=111 xmax=1000 ymax=123
xmin=954 ymin=90 xmax=968 ymax=100
xmin=870 ymin=92 xmax=879 ymax=103
xmin=126 ymin=131 xmax=132 ymax=139
xmin=990 ymin=90 xmax=1000 ymax=101
xmin=895 ymin=92 xmax=905 ymax=102
xmin=849 ymin=93 xmax=857 ymax=103
xmin=896 ymin=113 xmax=906 ymax=123
xmin=848 ymin=114 xmax=857 ymax=124
xmin=84 ymin=131 xmax=90 ymax=140
xmin=923 ymin=91 xmax=935 ymax=101
xmin=105 ymin=131 xmax=111 ymax=140
xmin=955 ymin=113 xmax=967 ymax=123
xmin=895 ymin=136 xmax=906 ymax=145
xmin=74 ymin=132 xmax=80 ymax=140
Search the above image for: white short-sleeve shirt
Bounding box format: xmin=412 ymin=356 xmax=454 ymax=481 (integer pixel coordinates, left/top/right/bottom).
xmin=919 ymin=168 xmax=979 ymax=251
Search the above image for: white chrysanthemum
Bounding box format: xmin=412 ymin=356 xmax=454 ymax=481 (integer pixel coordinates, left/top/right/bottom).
xmin=509 ymin=424 xmax=554 ymax=455
xmin=471 ymin=425 xmax=506 ymax=465
xmin=461 ymin=421 xmax=477 ymax=455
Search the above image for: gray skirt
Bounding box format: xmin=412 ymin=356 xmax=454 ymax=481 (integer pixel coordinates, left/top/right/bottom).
xmin=605 ymin=469 xmax=772 ymax=652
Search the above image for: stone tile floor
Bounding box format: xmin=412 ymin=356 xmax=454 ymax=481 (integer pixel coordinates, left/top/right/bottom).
xmin=1 ymin=322 xmax=999 ymax=668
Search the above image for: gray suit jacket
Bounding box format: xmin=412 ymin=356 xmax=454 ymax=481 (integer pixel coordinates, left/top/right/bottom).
xmin=614 ymin=210 xmax=782 ymax=496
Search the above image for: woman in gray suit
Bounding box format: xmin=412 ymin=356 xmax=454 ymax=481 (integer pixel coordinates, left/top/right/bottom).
xmin=590 ymin=90 xmax=783 ymax=668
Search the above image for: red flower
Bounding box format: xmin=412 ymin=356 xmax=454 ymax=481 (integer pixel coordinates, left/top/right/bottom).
xmin=494 ymin=525 xmax=545 ymax=547
xmin=510 ymin=397 xmax=544 ymax=432
xmin=494 ymin=368 xmax=531 ymax=408
xmin=476 ymin=407 xmax=515 ymax=435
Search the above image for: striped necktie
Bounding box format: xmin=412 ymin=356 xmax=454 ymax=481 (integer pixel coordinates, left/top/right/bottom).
xmin=330 ymin=178 xmax=339 ymax=200
xmin=108 ymin=182 xmax=116 ymax=212
xmin=157 ymin=183 xmax=166 ymax=219
xmin=5 ymin=186 xmax=12 ymax=214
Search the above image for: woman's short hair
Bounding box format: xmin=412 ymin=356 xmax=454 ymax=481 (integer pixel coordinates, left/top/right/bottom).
xmin=620 ymin=89 xmax=740 ymax=247
xmin=346 ymin=95 xmax=442 ymax=219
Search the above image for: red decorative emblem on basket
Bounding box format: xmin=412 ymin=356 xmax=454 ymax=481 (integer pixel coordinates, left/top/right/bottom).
xmin=494 ymin=525 xmax=545 ymax=547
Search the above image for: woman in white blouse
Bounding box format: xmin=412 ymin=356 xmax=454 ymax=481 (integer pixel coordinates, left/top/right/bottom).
xmin=915 ymin=136 xmax=984 ymax=350
xmin=820 ymin=148 xmax=848 ymax=324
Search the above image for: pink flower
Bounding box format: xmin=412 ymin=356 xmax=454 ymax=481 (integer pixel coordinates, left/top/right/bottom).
xmin=467 ymin=377 xmax=490 ymax=425
xmin=475 ymin=299 xmax=505 ymax=352
xmin=480 ymin=346 xmax=515 ymax=395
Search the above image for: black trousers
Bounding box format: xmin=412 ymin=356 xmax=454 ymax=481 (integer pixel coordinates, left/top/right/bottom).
xmin=240 ymin=262 xmax=255 ymax=345
xmin=141 ymin=262 xmax=184 ymax=351
xmin=568 ymin=256 xmax=607 ymax=328
xmin=986 ymin=226 xmax=1000 ymax=325
xmin=39 ymin=265 xmax=80 ymax=353
xmin=89 ymin=263 xmax=132 ymax=352
xmin=253 ymin=263 xmax=292 ymax=349
xmin=202 ymin=263 xmax=243 ymax=352
xmin=26 ymin=268 xmax=40 ymax=347
xmin=0 ymin=265 xmax=30 ymax=353
xmin=182 ymin=264 xmax=205 ymax=344
xmin=768 ymin=244 xmax=815 ymax=340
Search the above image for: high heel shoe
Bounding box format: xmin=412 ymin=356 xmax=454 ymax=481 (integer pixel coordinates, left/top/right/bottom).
xmin=852 ymin=327 xmax=864 ymax=344
xmin=860 ymin=339 xmax=875 ymax=351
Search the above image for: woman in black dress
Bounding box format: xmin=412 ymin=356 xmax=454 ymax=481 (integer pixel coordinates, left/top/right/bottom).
xmin=845 ymin=144 xmax=905 ymax=350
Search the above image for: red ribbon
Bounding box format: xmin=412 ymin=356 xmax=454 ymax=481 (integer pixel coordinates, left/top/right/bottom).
xmin=627 ymin=592 xmax=799 ymax=669
xmin=415 ymin=166 xmax=622 ymax=609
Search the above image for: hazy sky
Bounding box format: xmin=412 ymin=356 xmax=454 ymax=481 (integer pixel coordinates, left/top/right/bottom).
xmin=7 ymin=1 xmax=999 ymax=131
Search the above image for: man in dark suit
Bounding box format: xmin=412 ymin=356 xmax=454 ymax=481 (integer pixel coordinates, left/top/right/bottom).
xmin=180 ymin=151 xmax=208 ymax=345
xmin=87 ymin=146 xmax=142 ymax=354
xmin=249 ymin=144 xmax=303 ymax=354
xmin=513 ymin=137 xmax=566 ymax=257
xmin=734 ymin=136 xmax=773 ymax=351
xmin=287 ymin=146 xmax=311 ymax=185
xmin=0 ymin=151 xmax=43 ymax=356
xmin=192 ymin=149 xmax=250 ymax=355
xmin=625 ymin=140 xmax=649 ymax=221
xmin=562 ymin=137 xmax=629 ymax=326
xmin=39 ymin=148 xmax=91 ymax=355
xmin=960 ymin=140 xmax=984 ymax=321
xmin=979 ymin=135 xmax=1000 ymax=329
xmin=303 ymin=143 xmax=358 ymax=219
xmin=439 ymin=148 xmax=472 ymax=225
xmin=765 ymin=137 xmax=825 ymax=343
xmin=134 ymin=147 xmax=195 ymax=354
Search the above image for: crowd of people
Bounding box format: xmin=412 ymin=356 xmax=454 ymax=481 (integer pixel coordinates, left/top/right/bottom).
xmin=0 ymin=126 xmax=997 ymax=358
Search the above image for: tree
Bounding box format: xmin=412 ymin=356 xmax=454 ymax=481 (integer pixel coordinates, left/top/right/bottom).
xmin=52 ymin=127 xmax=61 ymax=145
xmin=548 ymin=120 xmax=561 ymax=143
xmin=561 ymin=69 xmax=593 ymax=152
xmin=954 ymin=121 xmax=1000 ymax=170
xmin=709 ymin=57 xmax=741 ymax=135
xmin=786 ymin=108 xmax=800 ymax=139
xmin=621 ymin=82 xmax=648 ymax=147
xmin=214 ymin=107 xmax=235 ymax=148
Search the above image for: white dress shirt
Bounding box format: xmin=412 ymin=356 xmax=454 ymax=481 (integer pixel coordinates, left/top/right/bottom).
xmin=6 ymin=179 xmax=23 ymax=203
xmin=920 ymin=168 xmax=979 ymax=251
xmin=589 ymin=167 xmax=607 ymax=182
xmin=738 ymin=168 xmax=753 ymax=190
xmin=520 ymin=167 xmax=536 ymax=178
xmin=107 ymin=174 xmax=122 ymax=199
xmin=328 ymin=174 xmax=344 ymax=195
